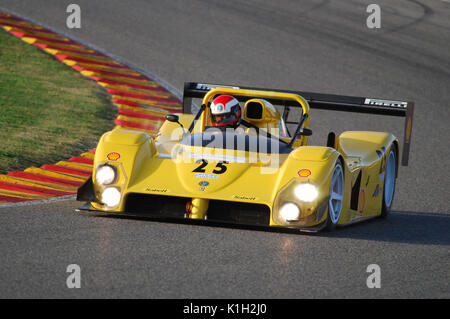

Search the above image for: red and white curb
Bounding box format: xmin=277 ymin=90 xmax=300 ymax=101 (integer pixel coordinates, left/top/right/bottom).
xmin=0 ymin=10 xmax=182 ymax=204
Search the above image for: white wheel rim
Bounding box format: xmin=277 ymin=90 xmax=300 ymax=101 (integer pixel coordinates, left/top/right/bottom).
xmin=329 ymin=163 xmax=344 ymax=224
xmin=384 ymin=150 xmax=396 ymax=207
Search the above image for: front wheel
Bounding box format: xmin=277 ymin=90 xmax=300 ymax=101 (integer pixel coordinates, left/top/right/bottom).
xmin=325 ymin=159 xmax=344 ymax=231
xmin=380 ymin=146 xmax=397 ymax=218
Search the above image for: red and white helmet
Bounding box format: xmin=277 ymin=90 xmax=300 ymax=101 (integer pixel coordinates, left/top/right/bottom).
xmin=210 ymin=95 xmax=242 ymax=127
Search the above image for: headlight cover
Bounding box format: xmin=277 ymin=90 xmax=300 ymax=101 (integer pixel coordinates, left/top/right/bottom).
xmin=95 ymin=165 xmax=116 ymax=185
xmin=273 ymin=179 xmax=322 ymax=225
xmin=91 ymin=161 xmax=127 ymax=211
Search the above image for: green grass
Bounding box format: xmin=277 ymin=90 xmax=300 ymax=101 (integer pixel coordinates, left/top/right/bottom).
xmin=0 ymin=29 xmax=116 ymax=174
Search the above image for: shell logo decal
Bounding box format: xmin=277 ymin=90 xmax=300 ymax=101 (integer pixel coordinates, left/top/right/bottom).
xmin=298 ymin=169 xmax=311 ymax=177
xmin=107 ymin=152 xmax=121 ymax=161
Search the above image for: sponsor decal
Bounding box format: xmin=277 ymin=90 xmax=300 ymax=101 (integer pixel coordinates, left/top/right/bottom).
xmin=358 ymin=189 xmax=366 ymax=214
xmin=212 ymin=103 xmax=224 ymax=112
xmin=107 ymin=152 xmax=121 ymax=161
xmin=195 ymin=83 xmax=240 ymax=91
xmin=189 ymin=152 xmax=247 ymax=163
xmin=372 ymin=184 xmax=380 ymax=197
xmin=233 ymin=195 xmax=256 ymax=201
xmin=199 ymin=181 xmax=209 ymax=187
xmin=298 ymin=169 xmax=312 ymax=177
xmin=364 ymin=98 xmax=407 ymax=108
xmin=145 ymin=188 xmax=168 ymax=193
xmin=195 ymin=173 xmax=219 ymax=179
xmin=379 ymin=154 xmax=386 ymax=173
xmin=406 ymin=118 xmax=412 ymax=142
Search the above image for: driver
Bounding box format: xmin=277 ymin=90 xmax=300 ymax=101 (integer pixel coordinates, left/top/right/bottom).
xmin=210 ymin=95 xmax=242 ymax=129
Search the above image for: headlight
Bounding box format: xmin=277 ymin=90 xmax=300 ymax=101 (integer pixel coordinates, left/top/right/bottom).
xmin=101 ymin=187 xmax=121 ymax=207
xmin=279 ymin=202 xmax=300 ymax=222
xmin=95 ymin=165 xmax=116 ymax=185
xmin=294 ymin=183 xmax=318 ymax=202
xmin=274 ymin=179 xmax=324 ymax=226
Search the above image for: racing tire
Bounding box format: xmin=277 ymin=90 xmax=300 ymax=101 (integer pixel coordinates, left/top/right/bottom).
xmin=325 ymin=159 xmax=345 ymax=231
xmin=380 ymin=146 xmax=397 ymax=218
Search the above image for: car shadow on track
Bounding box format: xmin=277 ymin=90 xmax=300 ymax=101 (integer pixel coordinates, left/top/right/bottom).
xmin=325 ymin=211 xmax=450 ymax=246
xmin=80 ymin=210 xmax=450 ymax=246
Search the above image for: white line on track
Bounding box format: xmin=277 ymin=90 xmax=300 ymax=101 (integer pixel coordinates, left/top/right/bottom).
xmin=0 ymin=195 xmax=76 ymax=208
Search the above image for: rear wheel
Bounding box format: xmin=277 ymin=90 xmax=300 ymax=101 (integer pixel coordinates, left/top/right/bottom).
xmin=380 ymin=147 xmax=397 ymax=218
xmin=325 ymin=160 xmax=344 ymax=231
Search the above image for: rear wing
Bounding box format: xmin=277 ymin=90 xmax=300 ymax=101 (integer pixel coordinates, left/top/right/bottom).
xmin=182 ymin=82 xmax=414 ymax=166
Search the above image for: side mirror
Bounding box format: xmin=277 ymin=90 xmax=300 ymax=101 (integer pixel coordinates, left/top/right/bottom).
xmin=165 ymin=114 xmax=186 ymax=135
xmin=165 ymin=114 xmax=179 ymax=123
xmin=298 ymin=128 xmax=312 ymax=137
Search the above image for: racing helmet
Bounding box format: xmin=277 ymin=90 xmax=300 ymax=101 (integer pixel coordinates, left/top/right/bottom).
xmin=210 ymin=95 xmax=242 ymax=127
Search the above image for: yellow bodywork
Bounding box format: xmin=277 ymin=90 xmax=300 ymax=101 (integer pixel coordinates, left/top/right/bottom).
xmin=85 ymin=88 xmax=399 ymax=231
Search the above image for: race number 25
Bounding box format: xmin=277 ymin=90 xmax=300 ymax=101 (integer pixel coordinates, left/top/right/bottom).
xmin=192 ymin=160 xmax=229 ymax=174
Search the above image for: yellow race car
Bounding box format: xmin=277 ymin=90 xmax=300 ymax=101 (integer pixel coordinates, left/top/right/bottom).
xmin=77 ymin=82 xmax=414 ymax=232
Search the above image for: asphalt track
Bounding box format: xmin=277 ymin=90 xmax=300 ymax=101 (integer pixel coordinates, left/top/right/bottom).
xmin=0 ymin=0 xmax=449 ymax=298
